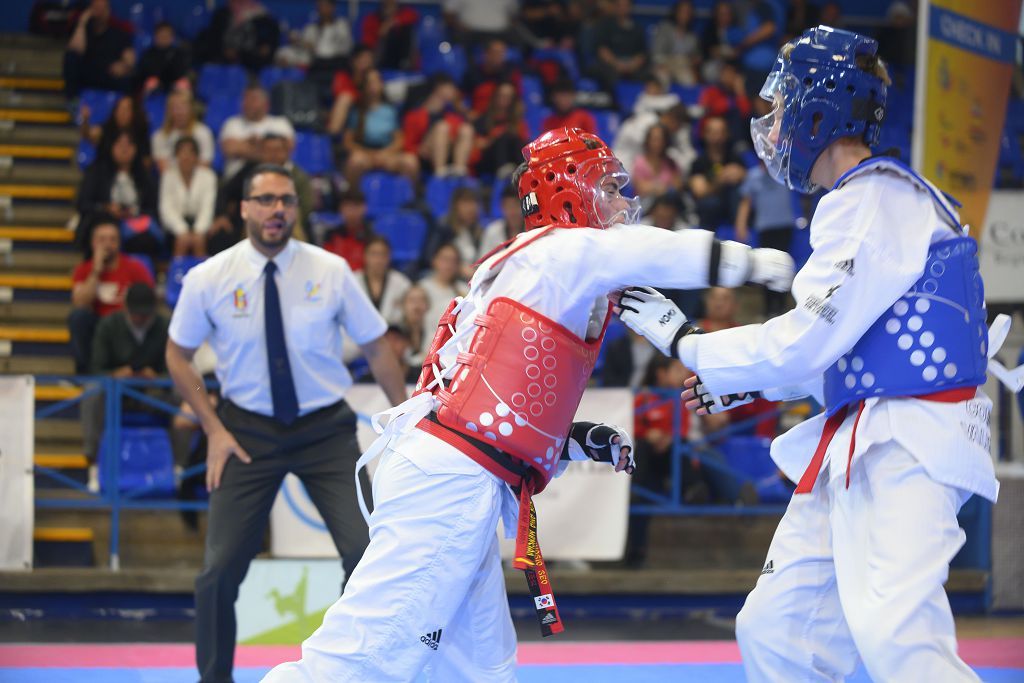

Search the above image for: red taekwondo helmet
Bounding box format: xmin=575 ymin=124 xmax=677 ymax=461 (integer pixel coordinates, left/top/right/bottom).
xmin=516 ymin=127 xmax=641 ymax=230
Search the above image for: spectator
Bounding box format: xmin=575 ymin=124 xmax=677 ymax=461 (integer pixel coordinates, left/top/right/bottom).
xmin=219 ymin=85 xmax=295 ymax=180
xmin=735 ymin=157 xmax=797 ymax=317
xmin=699 ymin=1 xmax=742 ymax=83
xmin=63 ymin=0 xmax=134 ymax=97
xmin=631 ymin=123 xmax=685 ymax=202
xmin=291 ymin=0 xmax=353 ymax=71
xmin=165 ymin=163 xmax=407 ymax=683
xmin=356 ymin=236 xmax=412 ymax=326
xmin=651 ymin=0 xmax=701 ymax=87
xmin=81 ymin=94 xmax=152 ymax=165
xmin=592 ymin=0 xmax=649 ymax=95
xmin=463 ymin=38 xmax=522 ymax=116
xmin=76 ymin=130 xmax=160 ymax=256
xmin=480 ymin=184 xmax=526 ymax=255
xmin=355 ymin=325 xmax=416 ymax=383
xmin=342 ymin=69 xmax=419 ymax=184
xmin=442 ymin=0 xmax=519 ymax=47
xmin=541 ymin=79 xmax=597 ymax=135
xmin=600 ymin=328 xmax=658 ymax=389
xmin=696 ymin=287 xmax=778 ymax=439
xmin=152 ymin=89 xmax=215 ymax=172
xmin=416 ymin=242 xmax=469 ymax=331
xmin=697 ymin=59 xmax=751 ymax=145
xmin=397 ymin=284 xmax=432 ymax=370
xmin=68 ymin=216 xmax=154 ymax=373
xmin=360 ymin=0 xmax=419 ymax=70
xmin=642 ymin=192 xmax=691 ymax=231
xmin=211 ymin=133 xmax=311 ymax=254
xmin=614 ymin=101 xmax=696 ymax=176
xmin=134 ymin=21 xmax=191 ymax=95
xmin=402 ymin=74 xmax=473 ymax=177
xmin=689 ymin=115 xmax=745 ymax=229
xmin=521 ymin=0 xmax=577 ymax=49
xmin=877 ymin=2 xmax=916 ymax=71
xmin=90 ymin=282 xmax=168 ymax=378
xmin=323 ymin=188 xmax=374 ymax=271
xmin=784 ymin=0 xmax=822 ymax=42
xmin=473 ymin=81 xmax=528 ymax=178
xmin=424 ymin=186 xmax=484 ymax=279
xmin=326 ymin=45 xmax=376 ymax=139
xmin=733 ymin=0 xmax=781 ymax=97
xmin=160 ymin=137 xmax=218 ymax=258
xmin=625 ymin=353 xmax=701 ymax=565
xmin=196 ymin=0 xmax=280 ymax=71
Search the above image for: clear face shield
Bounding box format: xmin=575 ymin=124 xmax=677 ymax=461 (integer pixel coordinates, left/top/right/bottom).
xmin=750 ymin=70 xmax=801 ymax=190
xmin=582 ymin=158 xmax=642 ymax=227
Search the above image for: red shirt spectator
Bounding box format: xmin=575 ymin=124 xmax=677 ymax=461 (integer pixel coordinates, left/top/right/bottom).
xmin=635 ymin=390 xmax=691 ymax=441
xmin=360 ymin=2 xmax=418 ymax=50
xmin=322 ymin=188 xmax=373 ymax=271
xmin=403 ymin=108 xmax=465 ymax=155
xmin=542 ymin=109 xmax=598 ymax=135
xmin=72 ymin=252 xmax=154 ymax=317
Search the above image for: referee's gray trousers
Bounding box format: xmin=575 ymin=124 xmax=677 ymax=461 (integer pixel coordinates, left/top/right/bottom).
xmin=195 ymin=398 xmax=371 ymax=683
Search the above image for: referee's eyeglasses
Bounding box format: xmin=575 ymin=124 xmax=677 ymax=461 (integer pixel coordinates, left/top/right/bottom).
xmin=245 ymin=193 xmax=299 ymax=209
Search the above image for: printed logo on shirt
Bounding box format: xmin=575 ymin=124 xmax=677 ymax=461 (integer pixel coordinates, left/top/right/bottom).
xmin=304 ymin=280 xmax=322 ymax=302
xmin=534 ymin=593 xmax=554 ymax=609
xmin=834 ymin=259 xmax=855 ymax=276
xmin=761 ymin=560 xmax=774 ymax=575
xmin=232 ymin=286 xmax=249 ymax=317
xmin=421 ymin=628 xmax=443 ymax=650
xmin=803 ymin=284 xmax=841 ymax=325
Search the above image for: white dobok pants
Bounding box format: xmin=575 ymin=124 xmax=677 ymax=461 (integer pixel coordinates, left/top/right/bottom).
xmin=736 ymin=437 xmax=979 ymax=682
xmin=262 ymin=429 xmax=518 ymax=682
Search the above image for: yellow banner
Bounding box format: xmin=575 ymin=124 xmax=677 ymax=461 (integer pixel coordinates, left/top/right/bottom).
xmin=914 ymin=0 xmax=1022 ymax=237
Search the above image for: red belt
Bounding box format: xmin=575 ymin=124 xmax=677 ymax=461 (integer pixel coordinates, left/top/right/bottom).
xmin=794 ymin=387 xmax=977 ymax=495
xmin=415 ymin=418 xmax=565 ymax=636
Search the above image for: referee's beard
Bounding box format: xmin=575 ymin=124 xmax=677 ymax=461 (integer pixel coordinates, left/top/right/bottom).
xmin=246 ymin=210 xmax=294 ymax=254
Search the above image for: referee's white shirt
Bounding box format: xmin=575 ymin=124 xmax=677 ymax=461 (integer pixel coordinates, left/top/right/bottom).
xmin=169 ymin=238 xmax=387 ymax=418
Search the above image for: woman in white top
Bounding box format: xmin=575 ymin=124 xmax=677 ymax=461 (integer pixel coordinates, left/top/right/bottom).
xmin=416 ymin=241 xmax=469 ymax=334
xmin=159 ymin=136 xmax=218 ymax=257
xmin=357 ymin=236 xmax=411 ymax=325
xmin=152 ymin=89 xmax=216 ymax=173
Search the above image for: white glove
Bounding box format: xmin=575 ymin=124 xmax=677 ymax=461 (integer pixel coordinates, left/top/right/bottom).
xmin=748 ymin=248 xmax=795 ymax=292
xmin=562 ymin=422 xmax=636 ymax=474
xmin=682 ymin=375 xmax=761 ymax=415
xmin=617 ymin=286 xmax=702 ymax=357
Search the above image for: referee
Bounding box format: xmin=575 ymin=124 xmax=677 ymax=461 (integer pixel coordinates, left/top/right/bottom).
xmin=165 ymin=163 xmax=407 ymax=683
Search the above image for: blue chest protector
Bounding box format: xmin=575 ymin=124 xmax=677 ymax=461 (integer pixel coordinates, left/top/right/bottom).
xmin=822 ymin=161 xmax=988 ymax=416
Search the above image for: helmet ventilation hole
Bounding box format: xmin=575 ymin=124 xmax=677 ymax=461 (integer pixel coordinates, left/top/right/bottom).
xmin=566 ymin=164 xmax=576 ymax=174
xmin=563 ymin=201 xmax=577 ymax=223
xmin=825 ymin=79 xmax=836 ymax=91
xmin=546 ymin=172 xmax=556 ymax=181
xmin=803 ymin=77 xmax=812 ymax=86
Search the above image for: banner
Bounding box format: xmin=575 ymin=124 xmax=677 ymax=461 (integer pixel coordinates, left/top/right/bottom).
xmin=236 ymin=558 xmax=343 ymax=644
xmin=0 ymin=376 xmax=34 ymax=570
xmin=912 ymin=1 xmax=1023 ymax=238
xmin=270 ymin=387 xmax=633 ymax=561
xmin=978 ymin=191 xmax=1024 ymax=303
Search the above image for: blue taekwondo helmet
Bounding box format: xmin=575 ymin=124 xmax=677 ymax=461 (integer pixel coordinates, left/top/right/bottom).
xmin=751 ymin=26 xmax=888 ymax=193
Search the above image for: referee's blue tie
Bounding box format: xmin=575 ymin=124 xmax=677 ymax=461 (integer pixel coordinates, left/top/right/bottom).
xmin=264 ymin=260 xmax=299 ymax=425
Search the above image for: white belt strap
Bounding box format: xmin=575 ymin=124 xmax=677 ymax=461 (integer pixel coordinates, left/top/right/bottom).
xmin=354 ymin=392 xmax=436 ymax=524
xmin=987 ymin=314 xmax=1024 ymax=393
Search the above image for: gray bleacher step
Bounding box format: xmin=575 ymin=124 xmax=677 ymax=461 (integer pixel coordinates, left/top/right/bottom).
xmin=0 ymin=301 xmax=72 ymax=325
xmin=33 ymin=442 xmax=86 ymax=456
xmin=0 ymin=47 xmax=65 ymax=78
xmin=0 ymin=354 xmax=74 ymax=374
xmin=0 ymin=203 xmax=74 ymax=227
xmin=0 ymin=90 xmax=67 ymax=111
xmin=0 ymin=124 xmax=79 ymax=147
xmin=0 ymin=250 xmax=80 ymax=272
xmin=0 ymin=162 xmax=81 ymax=186
xmin=34 ymin=418 xmax=83 ymax=443
xmin=0 ymin=34 xmax=65 ymax=51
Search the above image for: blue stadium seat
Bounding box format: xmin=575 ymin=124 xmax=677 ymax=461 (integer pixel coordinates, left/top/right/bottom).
xmin=157 ymin=2 xmax=209 ymax=39
xmin=718 ymin=436 xmax=776 ymax=482
xmin=203 ymin=94 xmax=240 ymax=135
xmin=260 ymin=66 xmax=304 ymax=92
xmin=197 ymin=64 xmax=249 ymax=104
xmin=417 ymin=15 xmax=447 ymax=54
xmin=577 ymin=78 xmax=600 ymax=93
xmin=521 ymin=75 xmax=544 ymax=108
xmin=530 ymin=47 xmax=580 ymax=82
xmin=425 ymin=175 xmax=479 ymax=221
xmin=669 ymin=84 xmax=703 ymax=107
xmin=166 ymin=255 xmax=206 ymax=308
xmin=615 ymin=80 xmax=645 ymax=115
xmin=99 ymin=427 xmax=176 ymax=498
xmin=591 ymin=110 xmax=620 ymax=144
xmin=292 ymin=132 xmax=333 ymax=175
xmin=144 ymin=91 xmax=167 ymax=130
xmin=422 ymin=42 xmax=468 ymax=82
xmin=360 ymin=172 xmax=415 ymax=217
xmin=526 ymin=105 xmax=552 ymax=138
xmin=77 ymin=140 xmax=96 ymax=169
xmin=78 ymin=89 xmax=120 ymax=126
xmin=488 ymin=175 xmax=513 ymax=220
xmin=372 ymin=210 xmax=430 ymax=265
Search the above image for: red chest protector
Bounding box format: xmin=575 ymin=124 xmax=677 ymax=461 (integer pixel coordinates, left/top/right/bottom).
xmin=414 ymin=296 xmax=609 ymax=493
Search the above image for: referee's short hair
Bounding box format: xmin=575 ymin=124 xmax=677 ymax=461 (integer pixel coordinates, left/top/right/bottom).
xmin=242 ymin=163 xmax=294 ymax=198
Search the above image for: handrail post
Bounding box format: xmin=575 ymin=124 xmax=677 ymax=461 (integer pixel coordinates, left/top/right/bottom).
xmin=108 ymin=377 xmax=122 ymax=571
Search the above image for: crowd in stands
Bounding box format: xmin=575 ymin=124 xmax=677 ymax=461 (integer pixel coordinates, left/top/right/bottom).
xmin=57 ymin=0 xmax=1022 ymax=523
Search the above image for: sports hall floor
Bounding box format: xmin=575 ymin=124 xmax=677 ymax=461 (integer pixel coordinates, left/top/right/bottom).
xmin=1 ymin=615 xmax=1022 ymax=682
